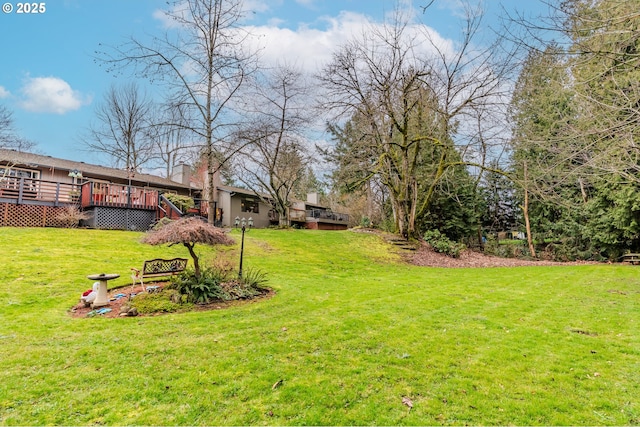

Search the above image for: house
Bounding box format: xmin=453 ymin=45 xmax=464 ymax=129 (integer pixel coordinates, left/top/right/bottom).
xmin=197 ymin=160 xmax=349 ymax=230
xmin=0 ymin=148 xmax=349 ymax=230
xmin=0 ymin=149 xmax=196 ymax=230
xmin=212 ymin=184 xmax=274 ymax=228
xmin=212 ymin=186 xmax=349 ymax=230
xmin=290 ymin=193 xmax=350 ymax=230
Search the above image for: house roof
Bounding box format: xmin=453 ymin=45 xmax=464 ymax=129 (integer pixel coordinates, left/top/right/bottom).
xmin=215 ymin=184 xmax=332 ymax=210
xmin=216 ymin=184 xmax=273 ymax=200
xmin=0 ymin=148 xmax=192 ymax=191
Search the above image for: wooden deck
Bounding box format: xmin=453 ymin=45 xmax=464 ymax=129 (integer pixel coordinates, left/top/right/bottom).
xmin=0 ymin=177 xmax=78 ymax=206
xmin=80 ymin=182 xmax=158 ymax=210
xmin=0 ymin=177 xmax=159 ymax=211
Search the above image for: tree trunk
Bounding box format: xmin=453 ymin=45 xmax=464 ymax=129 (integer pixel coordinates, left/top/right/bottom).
xmin=523 ymin=162 xmax=537 ymax=258
xmin=185 ymin=242 xmax=200 ymax=278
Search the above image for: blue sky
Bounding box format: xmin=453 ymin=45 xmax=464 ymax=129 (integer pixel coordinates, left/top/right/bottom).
xmin=0 ymin=0 xmax=548 ymax=165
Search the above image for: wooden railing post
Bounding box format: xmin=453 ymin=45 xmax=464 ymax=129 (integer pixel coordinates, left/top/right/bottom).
xmin=18 ymin=177 xmax=24 ymax=204
xmin=55 ymin=182 xmax=60 ymax=207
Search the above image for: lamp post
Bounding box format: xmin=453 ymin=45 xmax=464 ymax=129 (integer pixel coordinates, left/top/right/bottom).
xmin=235 ymin=216 xmax=253 ymax=278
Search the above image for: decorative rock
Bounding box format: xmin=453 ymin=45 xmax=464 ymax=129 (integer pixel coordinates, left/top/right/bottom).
xmin=118 ymin=306 xmax=139 ymax=317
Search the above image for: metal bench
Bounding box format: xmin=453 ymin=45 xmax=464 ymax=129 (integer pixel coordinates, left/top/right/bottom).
xmin=621 ymin=253 xmax=640 ymax=265
xmin=131 ymin=258 xmax=188 ymax=291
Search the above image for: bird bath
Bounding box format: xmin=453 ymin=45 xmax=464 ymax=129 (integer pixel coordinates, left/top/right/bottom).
xmin=87 ymin=273 xmax=120 ymax=308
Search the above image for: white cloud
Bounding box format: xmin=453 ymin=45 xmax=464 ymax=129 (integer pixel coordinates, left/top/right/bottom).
xmin=243 ymin=11 xmax=370 ymax=74
xmin=152 ymin=5 xmax=182 ymax=29
xmin=243 ymin=0 xmax=274 ymax=14
xmin=243 ymin=11 xmax=453 ymax=74
xmin=150 ymin=5 xmax=454 ymax=79
xmin=294 ymin=0 xmax=315 ymax=7
xmin=19 ymin=76 xmax=91 ymax=114
xmin=0 ymin=86 xmax=9 ymax=98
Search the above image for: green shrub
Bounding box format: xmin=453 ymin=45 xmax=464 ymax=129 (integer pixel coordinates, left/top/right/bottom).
xmin=151 ymin=216 xmax=174 ymax=230
xmin=169 ymin=266 xmax=269 ymax=303
xmin=129 ymin=290 xmax=187 ymax=314
xmin=169 ymin=268 xmax=230 ymax=304
xmin=221 ymin=280 xmax=263 ymax=299
xmin=360 ymin=216 xmax=371 ymax=228
xmin=483 ymin=236 xmax=523 ymax=258
xmin=164 ymin=193 xmax=195 ymax=213
xmin=240 ymin=267 xmax=268 ymax=289
xmin=424 ymin=229 xmax=465 ymax=258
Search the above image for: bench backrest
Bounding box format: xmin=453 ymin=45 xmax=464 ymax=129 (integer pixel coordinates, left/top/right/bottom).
xmin=142 ymin=258 xmax=188 ymax=275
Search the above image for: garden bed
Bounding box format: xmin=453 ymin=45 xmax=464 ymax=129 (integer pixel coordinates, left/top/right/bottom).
xmin=69 ymin=282 xmax=274 ymax=319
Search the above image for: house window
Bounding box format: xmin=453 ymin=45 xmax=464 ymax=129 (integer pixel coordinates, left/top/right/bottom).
xmin=241 ymin=197 xmax=259 ymax=213
xmin=0 ymin=167 xmax=40 ymax=180
xmin=0 ymin=167 xmax=40 ymax=191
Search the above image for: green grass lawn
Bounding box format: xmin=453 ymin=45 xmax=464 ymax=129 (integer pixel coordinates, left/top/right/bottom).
xmin=0 ymin=227 xmax=639 ymax=425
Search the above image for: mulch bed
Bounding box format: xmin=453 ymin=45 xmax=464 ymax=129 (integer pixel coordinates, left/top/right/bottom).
xmin=68 ymin=283 xmax=275 ymax=319
xmin=350 ymin=227 xmax=598 ymax=268
xmin=409 ymin=241 xmax=597 ymax=268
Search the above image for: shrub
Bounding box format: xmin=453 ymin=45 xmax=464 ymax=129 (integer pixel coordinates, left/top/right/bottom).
xmin=221 ymin=280 xmax=263 ymax=299
xmin=151 ymin=217 xmax=173 ymax=230
xmin=129 ymin=290 xmax=187 ymax=314
xmin=169 ymin=266 xmax=269 ymax=304
xmin=239 ymin=267 xmax=268 ymax=289
xmin=169 ymin=267 xmax=230 ymax=304
xmin=424 ymin=229 xmax=465 ymax=258
xmin=483 ymin=236 xmax=523 ymax=258
xmin=360 ymin=216 xmax=371 ymax=228
xmin=55 ymin=206 xmax=90 ymax=228
xmin=164 ymin=193 xmax=195 ymax=213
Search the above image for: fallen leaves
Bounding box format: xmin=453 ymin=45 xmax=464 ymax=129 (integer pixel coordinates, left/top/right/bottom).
xmin=402 ymin=396 xmax=413 ymax=411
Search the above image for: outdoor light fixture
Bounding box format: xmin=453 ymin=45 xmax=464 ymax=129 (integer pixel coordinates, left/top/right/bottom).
xmin=127 ymin=166 xmax=135 ymax=188
xmin=238 ymin=217 xmax=253 ymax=278
xmin=68 ymin=169 xmax=83 ymax=186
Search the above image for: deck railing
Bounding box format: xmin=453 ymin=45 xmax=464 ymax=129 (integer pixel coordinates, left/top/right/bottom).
xmin=81 ymin=182 xmax=158 ymax=210
xmin=306 ymin=209 xmax=350 ymax=223
xmin=0 ymin=177 xmax=79 ymax=205
xmin=288 ymin=207 xmax=349 ymax=224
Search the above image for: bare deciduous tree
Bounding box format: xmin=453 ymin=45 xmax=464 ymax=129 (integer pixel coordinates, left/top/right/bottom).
xmin=0 ymin=105 xmax=36 ymax=152
xmin=99 ymin=0 xmax=258 ymax=224
xmin=319 ymin=5 xmax=516 ymax=238
xmin=83 ymin=82 xmax=155 ymax=171
xmin=234 ymin=65 xmax=312 ymax=226
xmin=148 ymin=104 xmax=201 ymax=178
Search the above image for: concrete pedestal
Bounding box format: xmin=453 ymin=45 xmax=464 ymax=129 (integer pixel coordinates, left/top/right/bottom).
xmin=87 ymin=273 xmax=120 ymax=308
